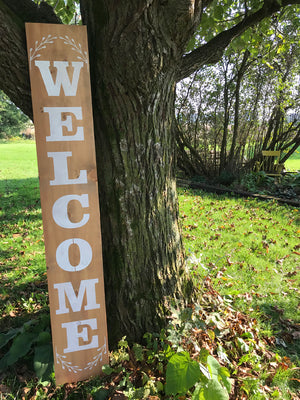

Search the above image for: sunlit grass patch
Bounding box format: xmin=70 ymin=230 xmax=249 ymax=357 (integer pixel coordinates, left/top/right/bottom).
xmin=285 ymin=159 xmax=300 ymax=171
xmin=178 ymin=188 xmax=300 ymax=364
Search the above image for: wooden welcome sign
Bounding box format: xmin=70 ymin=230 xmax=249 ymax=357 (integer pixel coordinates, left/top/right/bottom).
xmin=25 ymin=23 xmax=109 ymax=384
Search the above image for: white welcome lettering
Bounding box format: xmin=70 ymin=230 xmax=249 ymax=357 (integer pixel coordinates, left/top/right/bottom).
xmin=54 ymin=278 xmax=100 ymax=315
xmin=61 ymin=318 xmax=98 ymax=353
xmin=44 ymin=107 xmax=84 ymax=142
xmin=47 ymin=151 xmax=87 ymax=186
xmin=56 ymin=238 xmax=92 ymax=272
xmin=35 ymin=61 xmax=83 ymax=96
xmin=52 ymin=194 xmax=90 ymax=229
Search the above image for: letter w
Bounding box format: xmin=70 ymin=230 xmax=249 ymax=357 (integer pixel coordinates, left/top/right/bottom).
xmin=35 ymin=61 xmax=83 ymax=96
xmin=54 ymin=279 xmax=100 ymax=314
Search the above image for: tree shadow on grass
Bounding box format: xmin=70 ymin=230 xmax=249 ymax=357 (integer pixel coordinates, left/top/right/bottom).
xmin=258 ymin=301 xmax=300 ymax=366
xmin=0 ymin=176 xmax=40 ymax=209
xmin=0 ymin=177 xmax=48 ymax=332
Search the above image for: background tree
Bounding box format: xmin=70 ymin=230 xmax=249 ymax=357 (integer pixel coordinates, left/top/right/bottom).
xmin=0 ymin=90 xmax=30 ymax=138
xmin=176 ymin=13 xmax=300 ymax=178
xmin=0 ymin=0 xmax=300 ymax=345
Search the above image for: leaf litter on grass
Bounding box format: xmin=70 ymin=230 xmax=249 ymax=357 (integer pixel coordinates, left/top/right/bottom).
xmin=179 ymin=188 xmax=300 ymax=394
xmin=0 ymin=143 xmax=300 ymax=399
xmin=179 ymin=188 xmax=299 ymax=322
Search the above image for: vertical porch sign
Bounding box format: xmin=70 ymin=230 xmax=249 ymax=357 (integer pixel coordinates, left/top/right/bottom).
xmin=25 ymin=23 xmax=109 ymax=384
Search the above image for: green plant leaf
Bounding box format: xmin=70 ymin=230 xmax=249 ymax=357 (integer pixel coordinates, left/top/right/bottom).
xmin=207 ymin=355 xmax=221 ymax=379
xmin=0 ymin=328 xmax=21 ymax=350
xmin=34 ymin=343 xmax=53 ymax=380
xmin=0 ymin=352 xmax=11 ymax=371
xmin=93 ymin=388 xmax=110 ymax=400
xmin=102 ymin=364 xmax=114 ymax=375
xmin=237 ymin=337 xmax=250 ymax=353
xmin=165 ymin=351 xmax=201 ymax=395
xmin=203 ymin=379 xmax=229 ymax=400
xmin=207 ymin=356 xmax=231 ymax=393
xmin=214 ymin=5 xmax=224 ymax=20
xmin=133 ymin=343 xmax=144 ymax=361
xmin=191 ymin=383 xmax=204 ymax=400
xmin=37 ymin=331 xmax=51 ymax=345
xmin=6 ymin=332 xmax=36 ymax=367
xmin=199 ymin=363 xmax=210 ymax=381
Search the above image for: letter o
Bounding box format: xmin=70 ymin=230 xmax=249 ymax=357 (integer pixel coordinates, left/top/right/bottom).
xmin=56 ymin=238 xmax=92 ymax=272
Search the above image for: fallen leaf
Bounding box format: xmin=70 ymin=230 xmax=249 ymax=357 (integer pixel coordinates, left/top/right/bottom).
xmin=0 ymin=385 xmax=12 ymax=394
xmin=292 ymin=331 xmax=300 ymax=340
xmin=285 ymin=271 xmax=297 ymax=277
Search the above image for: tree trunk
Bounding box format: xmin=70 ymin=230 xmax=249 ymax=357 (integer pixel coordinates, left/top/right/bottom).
xmin=219 ymin=74 xmax=230 ymax=173
xmin=80 ymin=1 xmax=189 ymax=345
xmin=2 ymin=0 xmax=298 ymax=346
xmin=228 ymin=50 xmax=250 ymax=167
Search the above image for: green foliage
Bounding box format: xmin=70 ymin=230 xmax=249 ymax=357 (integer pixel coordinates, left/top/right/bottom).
xmin=216 ymin=170 xmax=236 ymax=186
xmin=0 ymin=143 xmax=299 ymax=398
xmin=240 ymin=171 xmax=274 ymax=192
xmin=34 ymin=0 xmax=80 ymax=24
xmin=165 ymin=352 xmax=202 ymax=395
xmin=0 ymin=91 xmax=30 ymax=138
xmin=177 ymin=7 xmax=300 ymax=178
xmin=239 ymin=171 xmax=300 ymax=199
xmin=165 ymin=352 xmax=231 ymax=399
xmin=0 ymin=316 xmax=53 ymax=383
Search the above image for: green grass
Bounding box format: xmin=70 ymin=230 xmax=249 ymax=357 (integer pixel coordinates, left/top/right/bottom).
xmin=285 ymin=147 xmax=300 ymax=171
xmin=285 ymin=159 xmax=300 ymax=171
xmin=178 ymin=188 xmax=300 ymax=361
xmin=1 ymin=140 xmax=300 ymax=399
xmin=0 ymin=139 xmax=38 ymax=179
xmin=0 ymin=140 xmax=47 ymax=331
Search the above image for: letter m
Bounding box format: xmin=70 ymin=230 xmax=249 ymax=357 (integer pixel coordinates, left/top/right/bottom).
xmin=35 ymin=61 xmax=83 ymax=96
xmin=54 ymin=279 xmax=100 ymax=315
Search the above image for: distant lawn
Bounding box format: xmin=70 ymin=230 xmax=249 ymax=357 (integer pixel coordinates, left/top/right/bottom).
xmin=285 ymin=158 xmax=300 ymax=171
xmin=285 ymin=146 xmax=300 ymax=171
xmin=0 ymin=139 xmax=38 ymax=179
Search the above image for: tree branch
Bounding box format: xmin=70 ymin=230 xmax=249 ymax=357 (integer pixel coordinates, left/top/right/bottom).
xmin=176 ymin=0 xmax=300 ymax=81
xmin=0 ymin=0 xmax=61 ymax=119
xmin=158 ymin=0 xmax=214 ymax=53
xmin=2 ymin=0 xmax=61 ymax=24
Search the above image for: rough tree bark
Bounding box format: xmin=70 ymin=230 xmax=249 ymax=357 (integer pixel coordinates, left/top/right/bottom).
xmin=79 ymin=1 xmax=190 ymax=344
xmin=1 ymin=0 xmax=300 ymax=345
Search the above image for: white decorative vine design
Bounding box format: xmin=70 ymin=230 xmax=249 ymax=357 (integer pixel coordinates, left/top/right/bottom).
xmin=55 ymin=349 xmax=83 ymax=374
xmin=55 ymin=338 xmax=107 ymax=374
xmin=59 ymin=35 xmax=88 ymax=65
xmin=29 ymin=34 xmax=58 ymax=68
xmin=29 ymin=35 xmax=88 ymax=69
xmin=85 ymin=338 xmax=107 ymax=371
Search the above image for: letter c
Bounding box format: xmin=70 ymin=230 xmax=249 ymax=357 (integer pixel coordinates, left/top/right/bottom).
xmin=52 ymin=194 xmax=90 ymax=228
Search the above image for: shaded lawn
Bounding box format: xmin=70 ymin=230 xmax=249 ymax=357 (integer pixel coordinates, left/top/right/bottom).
xmin=0 ymin=141 xmax=47 ymax=331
